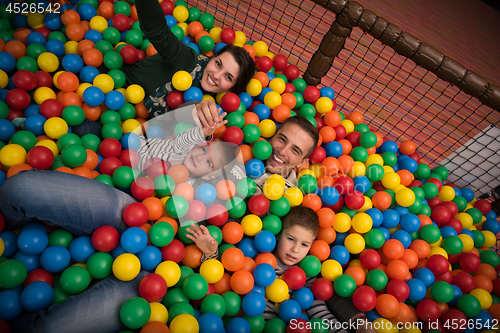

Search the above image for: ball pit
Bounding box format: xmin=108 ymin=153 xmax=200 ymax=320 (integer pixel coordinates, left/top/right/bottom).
xmin=0 ymin=1 xmax=498 ymax=332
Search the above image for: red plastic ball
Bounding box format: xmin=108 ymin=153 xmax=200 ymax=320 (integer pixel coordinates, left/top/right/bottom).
xmin=427 ymin=196 xmax=442 ymax=210
xmin=161 ymin=239 xmax=185 ymax=263
xmin=444 ymin=217 xmax=463 ymax=234
xmin=287 ymin=319 xmax=310 ymax=333
xmin=359 ymin=249 xmax=381 ymax=270
xmin=0 ymin=214 xmax=4 ymax=233
xmin=119 ymin=45 xmax=138 ymax=64
xmin=166 ymin=91 xmax=184 ymax=109
xmin=220 ymin=92 xmax=240 ymax=112
xmin=333 ymin=125 xmax=346 ymax=140
xmin=40 ymin=99 xmax=64 ymax=118
xmin=474 ymin=199 xmax=492 ymax=214
xmin=352 ymin=285 xmax=377 ymax=312
xmin=23 ymin=268 xmax=54 ymax=288
xmin=35 ymin=27 xmax=51 ymax=39
xmin=13 ymin=70 xmax=37 ymax=91
xmin=184 ymin=199 xmax=207 ymax=223
xmin=6 ymin=88 xmax=30 ymax=110
xmin=123 ymin=202 xmax=149 ymax=227
xmin=206 ymin=204 xmax=229 ymax=227
xmin=334 ymin=176 xmax=354 ymax=196
xmin=315 ymin=116 xmax=325 ymax=131
xmin=99 ymin=157 xmax=123 ymax=176
xmin=272 ymin=54 xmax=288 ymax=71
xmin=302 ymin=86 xmax=320 ymax=104
xmin=283 ymin=65 xmax=299 ymax=81
xmin=92 ymin=225 xmax=120 ymax=252
xmin=452 ymin=271 xmax=476 ymax=294
xmin=27 ymin=146 xmax=54 ymax=170
xmin=311 ymin=277 xmax=333 ymax=301
xmin=145 ymin=158 xmax=171 ymax=180
xmin=137 ymin=50 xmax=146 ymax=61
xmin=458 ymin=252 xmax=481 ymax=272
xmin=283 ymin=266 xmax=306 ymax=290
xmin=7 ymin=109 xmax=24 ymax=122
xmin=346 ymin=131 xmax=361 ymax=148
xmin=441 ymin=201 xmax=458 ymax=218
xmin=426 ymin=254 xmax=449 ymax=275
xmin=284 ymin=83 xmax=295 ymax=93
xmin=441 ymin=309 xmax=467 ymax=333
xmin=431 ymin=205 xmax=451 ymax=225
xmin=492 ymin=278 xmax=500 ymax=297
xmin=416 ymin=299 xmax=440 ymax=322
xmin=386 ymin=279 xmax=410 ymax=302
xmin=160 ymin=0 xmax=175 ymax=15
xmin=256 ymin=56 xmax=273 ymax=72
xmin=435 ymin=270 xmax=453 ymax=284
xmin=223 ymin=126 xmax=244 ymax=145
xmin=112 ymin=13 xmax=131 ymax=32
xmin=308 ymin=146 xmax=326 ymax=164
xmin=119 ymin=149 xmax=139 ymax=168
xmin=34 ymin=71 xmax=53 ymax=88
xmin=220 ymin=27 xmax=235 ymax=44
xmin=131 ymin=177 xmax=155 ymax=200
xmin=99 ymin=138 xmax=122 ymax=158
xmin=426 ymin=178 xmax=442 ymax=191
xmin=344 ymin=190 xmax=365 ymax=210
xmin=248 ymin=194 xmax=270 ymax=216
xmin=139 ymin=273 xmax=168 ymax=302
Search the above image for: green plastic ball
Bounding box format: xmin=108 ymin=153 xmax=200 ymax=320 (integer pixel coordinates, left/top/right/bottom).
xmin=16 ymin=56 xmax=38 ymax=72
xmin=359 ymin=131 xmax=377 ymax=148
xmin=334 ymin=274 xmax=357 ymax=297
xmin=422 ymin=182 xmax=438 ymax=199
xmin=419 ymin=204 xmax=431 ymax=216
xmin=269 ymin=196 xmax=291 ymax=217
xmin=225 ymin=112 xmax=245 ymax=128
xmin=298 ymin=174 xmax=317 ymax=194
xmin=108 ymin=69 xmax=127 ymax=89
xmin=264 ymin=317 xmax=287 ymax=333
xmin=0 ymin=259 xmax=28 ymax=289
xmin=364 ymin=228 xmax=385 ymax=249
xmin=366 ymin=164 xmax=384 ymax=182
xmin=117 ymin=103 xmax=135 ymax=121
xmin=48 ymin=31 xmax=67 ymax=43
xmin=153 ymin=175 xmax=175 ymax=197
xmin=103 ymin=51 xmax=123 ymax=70
xmin=119 ymin=297 xmax=151 ymax=329
xmin=95 ymin=40 xmax=113 ymax=55
xmin=275 ymin=74 xmax=288 ymax=83
xmin=457 ymin=294 xmax=481 ymax=317
xmin=236 ymin=177 xmax=257 ymax=199
xmin=432 ymin=166 xmax=449 ymax=181
xmin=60 ymin=266 xmax=91 ymax=295
xmin=262 ymin=214 xmax=282 ymax=235
xmin=188 ymin=6 xmax=201 ymax=21
xmin=244 ymin=315 xmax=266 ymax=333
xmin=298 ymin=103 xmax=316 ymax=118
xmin=149 ymin=221 xmax=175 ymax=247
xmin=292 ymin=92 xmax=304 ymax=108
xmin=125 ymin=30 xmax=143 ymax=47
xmin=414 ymin=163 xmax=431 ymax=179
xmin=200 ymin=293 xmax=226 ymax=317
xmin=48 ymin=229 xmax=74 ymax=248
xmin=198 ymin=35 xmax=214 ymax=53
xmin=225 ymin=197 xmax=247 ymax=219
xmin=61 ymin=144 xmax=87 ymax=167
xmin=114 ymin=1 xmax=131 ymax=16
xmin=354 ymin=123 xmax=369 ymax=134
xmin=81 ymin=133 xmax=101 ymax=152
xmin=411 ymin=186 xmax=425 ymax=201
xmin=112 ymin=166 xmax=135 ymax=189
xmin=218 ymin=244 xmax=236 ymax=258
xmin=252 ymin=140 xmax=272 ymax=161
xmin=50 ymin=155 xmax=66 ymax=169
xmin=430 ymin=281 xmax=454 ymax=303
xmin=480 ymin=250 xmax=500 ymax=267
xmin=442 ymin=236 xmax=463 ymax=255
xmin=26 ymin=43 xmax=47 ymax=60
xmin=0 ymin=100 xmax=8 ymax=119
xmin=472 ymin=230 xmax=485 ymax=247
xmin=351 ymin=146 xmax=368 ymax=162
xmin=452 ymin=196 xmax=468 ymax=212
xmin=365 ymin=269 xmax=388 ymax=291
xmin=222 ymin=291 xmax=241 ymax=316
xmin=182 ymin=273 xmax=209 ymax=300
xmin=170 ymin=26 xmax=184 ymax=41
xmin=57 ymin=133 xmax=82 ymax=152
xmin=163 ymin=287 xmax=189 ymax=308
xmin=62 ymin=105 xmax=85 ymax=126
xmin=420 ymin=224 xmax=441 ymax=244
xmin=381 ymin=151 xmax=397 ymax=167
xmin=11 ymin=130 xmax=37 ymax=151
xmin=101 ymin=123 xmax=123 ymax=140
xmin=466 ymin=208 xmax=483 ymax=225
xmin=407 ymin=199 xmax=422 ymax=214
xmin=103 ymin=27 xmax=121 ymax=45
xmin=206 ymin=225 xmax=222 ymax=245
xmin=52 ymin=286 xmax=69 ymax=305
xmin=173 ymin=265 xmax=194 ymax=288
xmin=310 ymin=317 xmax=329 ymax=333
xmin=242 ymin=124 xmax=261 ymax=144
xmin=291 ymin=78 xmax=307 ymax=92
xmin=166 ymin=195 xmax=189 ymax=219
xmin=199 ymin=13 xmax=214 ymax=29
xmin=167 ymin=302 xmax=194 ymax=325
xmin=95 ymin=174 xmax=115 ymax=187
xmin=100 ymin=110 xmax=121 ymax=125
xmin=299 ymin=255 xmax=321 ymax=277
xmin=86 ymin=252 xmax=113 ymax=279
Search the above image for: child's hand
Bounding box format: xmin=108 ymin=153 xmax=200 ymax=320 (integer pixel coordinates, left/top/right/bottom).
xmin=202 ymin=111 xmax=227 ymax=137
xmin=185 ymin=223 xmax=218 ymax=257
xmin=194 ymin=100 xmax=228 ymax=137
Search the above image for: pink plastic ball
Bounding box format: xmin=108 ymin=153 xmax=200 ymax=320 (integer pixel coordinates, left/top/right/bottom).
xmin=184 ymin=199 xmax=207 ymax=222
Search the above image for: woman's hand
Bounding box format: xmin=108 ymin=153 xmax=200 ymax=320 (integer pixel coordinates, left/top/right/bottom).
xmin=185 ymin=223 xmax=218 ymax=257
xmin=193 ymin=100 xmax=228 ymax=137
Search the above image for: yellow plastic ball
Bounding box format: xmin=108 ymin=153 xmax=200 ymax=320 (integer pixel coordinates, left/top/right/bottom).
xmin=365 ymin=154 xmax=384 ymax=167
xmin=381 ymin=172 xmax=401 ymax=189
xmin=52 ymin=71 xmax=65 ymax=89
xmin=246 ymin=78 xmax=262 ymax=97
xmin=396 ymin=188 xmax=416 ymax=207
xmin=202 ymin=94 xmax=215 ymax=102
xmin=267 ymin=174 xmax=285 ymax=186
xmin=0 ymin=238 xmax=4 ymax=257
xmin=428 ymin=247 xmax=448 ymax=259
xmin=373 ymin=318 xmax=399 ymax=333
xmin=125 ymin=84 xmax=145 ymax=104
xmin=266 ymin=278 xmax=289 ymax=303
xmin=333 ymin=213 xmax=351 ymax=233
xmin=65 ymin=41 xmax=79 ymax=55
xmin=0 ymin=144 xmax=27 ymax=168
xmin=177 ymin=22 xmax=188 ymax=36
xmin=265 ymin=52 xmax=274 ymax=60
xmin=320 ymin=259 xmax=343 ymax=281
xmin=269 ymin=78 xmax=286 ymax=94
xmin=234 ymin=31 xmax=247 ymax=45
xmin=258 ymin=119 xmax=276 ymax=138
xmin=76 ymin=83 xmax=92 ymax=99
xmin=122 ymin=119 xmax=142 ymax=135
xmin=171 ymin=71 xmax=192 ymax=91
xmin=340 ymin=119 xmax=354 ymax=134
xmin=399 ymin=324 xmax=422 ymax=333
xmin=352 ymin=213 xmax=373 ymax=233
xmin=0 ymin=69 xmax=8 ymax=88
xmin=348 ymin=161 xmax=366 ymax=178
xmin=148 ymin=302 xmax=168 ymax=324
xmin=298 ymin=169 xmax=315 ymax=179
xmin=315 ymin=97 xmax=333 ymax=114
xmin=438 ymin=185 xmax=455 ymax=202
xmin=35 ymin=140 xmax=59 ymax=156
xmin=470 ymin=288 xmax=492 ymax=310
xmin=429 ymin=236 xmax=443 ymax=248
xmin=456 ymin=212 xmax=473 ymax=229
xmin=309 ymin=163 xmax=324 ymax=178
xmin=241 ymin=214 xmax=263 ymax=236
xmin=357 ymin=196 xmax=372 ymax=213
xmin=44 ymin=117 xmax=69 ymax=139
xmin=169 ymin=314 xmax=199 ymax=333
xmin=112 ymin=253 xmax=141 ymax=281
xmin=209 ymin=27 xmax=222 ymax=43
xmin=93 ymin=74 xmax=115 ymax=94
xmin=155 ymin=260 xmax=181 ymax=287
xmin=263 ymin=91 xmax=282 ymax=109
xmin=215 ymin=92 xmax=225 ymax=105
xmin=173 ymin=6 xmax=189 ymax=22
xmin=263 ymin=179 xmax=284 ymax=200
xmin=34 ymin=87 xmax=56 ymax=105
xmin=253 ymin=41 xmax=269 ymax=58
xmin=482 ymin=230 xmax=496 ymax=248
xmin=89 ymin=16 xmax=108 ymax=33
xmin=383 ymin=166 xmax=395 ymax=174
xmin=37 ymin=52 xmax=59 ymax=72
xmin=345 ymin=233 xmax=365 ymax=254
xmin=199 ymin=259 xmax=224 ymax=284
xmin=27 ymin=13 xmax=44 ymax=29
xmin=458 ymin=234 xmax=474 ymax=253
xmin=283 ymin=187 xmax=303 ymax=207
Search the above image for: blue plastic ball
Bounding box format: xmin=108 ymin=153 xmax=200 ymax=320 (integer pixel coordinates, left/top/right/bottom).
xmin=319 ymin=187 xmax=339 ymax=206
xmin=400 ymin=157 xmax=417 ymax=173
xmin=245 ymin=159 xmax=265 ymax=178
xmin=195 ymin=183 xmax=217 ymax=205
xmin=485 ymin=210 xmax=497 ymax=220
xmin=440 ymin=226 xmax=458 ymax=238
xmin=482 ymin=219 xmax=500 ymax=234
xmin=365 ymin=308 xmax=383 ymax=322
xmin=253 ymin=263 xmax=275 ymax=287
xmin=83 ymin=86 xmax=105 ymax=107
xmin=252 ymin=104 xmax=270 ymax=121
xmin=257 ymin=88 xmax=272 ymax=103
xmin=0 ymin=290 xmax=22 ymax=321
xmin=461 ymin=187 xmax=475 ymax=202
xmin=332 ymin=231 xmax=348 ymax=246
xmin=353 ymin=176 xmax=370 ymax=194
xmin=187 ymin=43 xmax=200 ymax=54
xmin=183 ymin=86 xmax=203 ymax=103
xmin=379 ymin=140 xmax=398 ymax=154
xmin=137 ymin=245 xmax=162 ymax=271
xmin=413 ymin=267 xmax=435 ymax=288
xmin=251 ymin=285 xmax=265 ymax=295
xmin=111 ymin=243 xmax=126 ymax=259
xmin=24 ymin=104 xmax=41 ymax=117
xmin=120 ymin=227 xmax=148 ymax=254
xmin=44 ymin=12 xmax=62 ymax=30
xmin=390 ymin=230 xmax=411 ymax=248
xmin=40 ymin=245 xmax=71 ymax=273
xmin=165 ymin=15 xmax=177 ymax=28
xmin=45 ymin=39 xmax=65 ymax=57
xmin=198 ymin=312 xmax=224 ymax=333
xmin=292 ymin=287 xmax=314 ymax=310
xmin=226 ymin=317 xmax=251 ymax=333
xmin=278 ymin=299 xmax=302 ymax=323
xmin=329 ymin=245 xmax=350 ymax=266
xmin=25 ymin=114 xmax=47 ymax=136
xmin=460 ymin=228 xmax=475 ymax=240
xmin=449 ymin=284 xmax=462 ymax=306
xmin=406 ymin=278 xmax=426 ymax=301
xmin=121 ymin=132 xmax=141 ymax=151
xmin=382 ymin=209 xmax=400 ymax=228
xmin=78 ymin=3 xmax=97 ymax=21
xmin=79 ymin=66 xmax=100 ymax=83
xmin=105 ymin=90 xmax=126 ymax=111
xmin=253 ymin=230 xmax=276 ymax=253
xmin=84 ymin=30 xmax=103 ymax=44
xmin=239 ymin=92 xmax=252 ymax=109
xmin=472 ymin=310 xmax=493 ymax=330
xmin=0 ymin=170 xmax=6 ymax=187
xmin=236 ymin=238 xmax=257 ymax=258
xmin=399 ymin=213 xmax=420 ymax=233
xmin=20 ymin=281 xmax=54 ymax=312
xmin=0 ymin=118 xmax=15 ymax=141
xmin=319 ymin=86 xmax=335 ymax=99
xmin=324 ymin=141 xmax=343 ymax=158
xmin=392 ymin=205 xmax=409 ymax=216
xmin=13 ymin=252 xmax=41 ymax=272
xmin=17 ymin=228 xmax=49 ymax=255
xmin=366 ymin=208 xmax=383 ymax=227
xmin=213 ymin=42 xmax=226 ymax=54
xmin=0 ymin=230 xmax=19 ymax=257
xmin=13 ymin=15 xmax=29 ymax=29
xmin=145 ymin=125 xmax=164 ymax=139
xmin=69 ymin=236 xmax=96 ymax=263
xmin=242 ymin=292 xmax=267 ymax=317
xmin=376 ymin=227 xmax=390 ymax=242
xmin=26 ymin=32 xmax=46 ymax=46
xmin=62 ymin=53 xmax=84 ymax=73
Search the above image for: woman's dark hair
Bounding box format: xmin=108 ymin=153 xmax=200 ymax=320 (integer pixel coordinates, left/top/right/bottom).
xmin=278 ymin=115 xmax=319 ymax=158
xmin=214 ymin=44 xmax=255 ymax=95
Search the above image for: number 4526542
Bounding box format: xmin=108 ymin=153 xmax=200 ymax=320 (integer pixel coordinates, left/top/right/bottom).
xmin=5 ymin=2 xmax=61 ymax=14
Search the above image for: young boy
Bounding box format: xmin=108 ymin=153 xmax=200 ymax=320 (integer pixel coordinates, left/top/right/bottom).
xmin=187 ymin=206 xmax=371 ymax=332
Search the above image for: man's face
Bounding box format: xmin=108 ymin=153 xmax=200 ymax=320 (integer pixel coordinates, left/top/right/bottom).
xmin=266 ymin=123 xmax=315 ymax=177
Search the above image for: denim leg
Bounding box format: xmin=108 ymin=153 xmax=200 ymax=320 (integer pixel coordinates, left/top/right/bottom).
xmin=9 ymin=270 xmax=149 ymax=333
xmin=0 ymin=169 xmax=136 ymax=236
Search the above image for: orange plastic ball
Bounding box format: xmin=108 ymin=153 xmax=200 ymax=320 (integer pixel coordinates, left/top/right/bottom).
xmin=61 ymin=9 xmax=81 ymax=25
xmin=301 ymin=193 xmax=322 ymax=212
xmin=372 ymin=191 xmax=392 ymax=210
xmin=56 ymin=167 xmax=75 ymax=174
xmin=319 ymin=126 xmax=336 ymax=144
xmin=243 ymin=112 xmax=259 ymax=126
xmin=316 ymin=227 xmax=336 ymax=244
xmin=212 ymin=272 xmax=232 ymax=295
xmin=400 ymin=249 xmax=419 ymax=269
xmin=409 ymin=239 xmax=430 ymax=260
xmin=195 ymin=31 xmax=210 ymax=43
xmin=242 ymin=44 xmax=255 ymax=58
xmin=345 ymin=266 xmax=366 ymax=286
xmin=338 ymin=155 xmax=354 ymax=173
xmin=376 ymin=294 xmax=400 ymax=318
xmin=488 ymin=303 xmax=500 ymax=321
xmin=57 ymin=72 xmax=80 ymax=92
xmin=5 ymin=40 xmax=26 ymax=60
xmin=230 ymin=269 xmax=254 ymax=295
xmin=309 ymin=240 xmax=330 ymax=261
xmin=418 ymin=215 xmax=432 ymax=230
xmin=399 ymin=140 xmax=416 ymax=155
xmin=281 ymin=93 xmax=296 ymax=109
xmin=82 ymin=103 xmax=101 ymax=121
xmin=188 ymin=21 xmax=204 ymax=38
xmin=77 ymin=39 xmax=95 ymax=56
xmin=135 ymin=101 xmax=150 ymax=119
xmin=317 ymin=175 xmax=334 ymax=189
xmin=215 ymin=179 xmax=236 ymax=200
xmin=396 ymin=169 xmax=413 ymax=187
xmin=390 ymin=302 xmax=411 ymax=324
xmin=222 ymin=221 xmax=244 ymax=244
xmin=474 ymin=274 xmax=493 ymax=293
xmin=82 ymin=48 xmax=103 ymax=67
xmin=317 ymin=208 xmax=335 ymax=228
xmin=13 ymin=28 xmax=30 ymax=45
xmin=254 ymin=253 xmax=277 ymax=268
xmin=324 ymin=111 xmax=342 ymax=127
xmin=81 ymin=149 xmax=98 ymax=170
xmin=386 ymin=259 xmax=409 ymax=280
xmin=236 ymin=145 xmax=253 ymax=164
xmin=338 ymin=139 xmax=352 ymax=156
xmin=142 ymin=197 xmax=164 ymax=220
xmin=474 ymin=263 xmax=497 ymax=280
xmin=156 ymin=216 xmax=178 ymax=235
xmin=61 ymin=92 xmax=83 ymax=107
xmin=140 ymin=321 xmax=169 ymax=333
xmin=253 ymin=72 xmax=269 ymax=88
xmin=146 ymin=44 xmax=158 ymax=57
xmin=272 ymin=104 xmax=291 ymax=123
xmin=347 ymin=111 xmax=364 ymax=125
xmin=72 ymin=166 xmax=92 ymax=178
xmin=182 ymin=244 xmax=202 ymax=268
xmin=383 ymin=239 xmax=405 ymax=260
xmin=221 ymin=247 xmax=245 ymax=271
xmin=168 ymin=165 xmax=190 ymax=184
xmin=172 ymin=182 xmax=194 ymax=201
xmin=66 ymin=23 xmax=86 ymax=41
xmin=241 ymin=257 xmax=256 ymax=274
xmin=7 ymin=163 xmax=32 ymax=178
xmin=98 ymin=2 xmax=115 ymax=20
xmin=321 ymin=157 xmax=340 ymax=176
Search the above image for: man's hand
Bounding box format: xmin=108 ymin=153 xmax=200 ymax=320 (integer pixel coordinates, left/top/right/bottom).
xmin=193 ymin=100 xmax=228 ymax=137
xmin=185 ymin=223 xmax=218 ymax=257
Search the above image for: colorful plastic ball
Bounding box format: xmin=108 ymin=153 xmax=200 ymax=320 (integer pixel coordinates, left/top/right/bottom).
xmin=311 ymin=277 xmax=334 ymax=301
xmin=120 ymin=297 xmax=151 ymax=330
xmin=253 ymin=263 xmax=275 ymax=288
xmin=86 ymin=252 xmax=113 ymax=279
xmin=457 ymin=294 xmax=482 ymax=317
xmin=198 ymin=312 xmax=224 ymax=333
xmin=223 ymin=126 xmax=244 ymax=145
xmin=365 ymin=269 xmax=388 ymax=291
xmin=241 ymin=292 xmax=266 ymax=318
xmin=40 ymin=245 xmax=71 ymax=273
xmin=430 ymin=281 xmax=454 ymax=303
xmin=266 ymin=278 xmax=289 ymax=303
xmin=406 ymin=278 xmax=426 ymax=301
xmin=245 ymin=158 xmax=266 ymax=178
xmin=0 ymin=259 xmax=28 ymax=289
xmin=59 ymin=265 xmax=91 ymax=295
xmin=121 ymin=227 xmax=148 ymax=254
xmin=138 ymin=273 xmax=167 ymax=303
xmin=334 ymin=274 xmax=357 ymax=297
xmin=91 ymin=225 xmax=119 ymax=253
xmin=83 ymin=86 xmax=105 ymax=107
xmin=113 ymin=253 xmax=141 ymax=281
xmin=13 ymin=70 xmax=37 ymax=91
xmin=166 ymin=196 xmax=189 ymax=219
xmin=17 ymin=228 xmax=49 ymax=256
xmin=253 ymin=230 xmax=276 ymax=253
xmin=183 ymin=273 xmax=209 ymax=300
xmin=20 ymin=280 xmax=54 ymax=312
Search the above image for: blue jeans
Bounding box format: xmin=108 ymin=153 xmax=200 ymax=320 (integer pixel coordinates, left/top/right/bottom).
xmin=0 ymin=169 xmax=148 ymax=332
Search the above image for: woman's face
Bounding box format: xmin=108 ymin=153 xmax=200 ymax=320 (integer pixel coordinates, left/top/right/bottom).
xmin=201 ymin=52 xmax=240 ymax=94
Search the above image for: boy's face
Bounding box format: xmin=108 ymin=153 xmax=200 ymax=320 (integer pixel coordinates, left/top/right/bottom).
xmin=277 ymin=225 xmax=316 ymax=266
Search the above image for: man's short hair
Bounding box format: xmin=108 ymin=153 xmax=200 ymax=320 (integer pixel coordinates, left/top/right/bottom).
xmin=282 ymin=206 xmax=320 ymax=236
xmin=277 ymin=116 xmax=319 ymax=158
